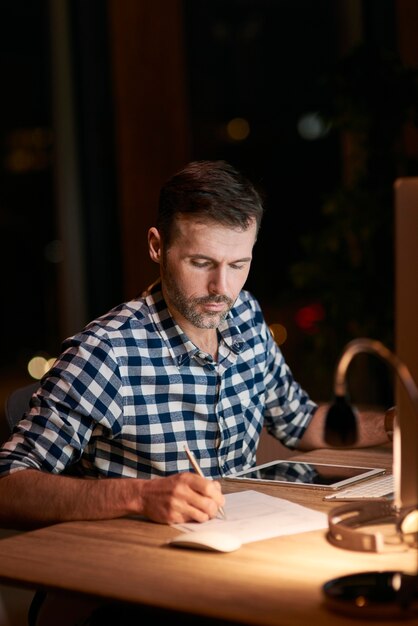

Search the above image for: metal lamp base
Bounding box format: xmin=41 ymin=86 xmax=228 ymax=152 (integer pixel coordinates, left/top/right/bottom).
xmin=323 ymin=571 xmax=418 ymax=619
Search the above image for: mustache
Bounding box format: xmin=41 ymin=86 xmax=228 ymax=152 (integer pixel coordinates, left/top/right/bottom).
xmin=194 ymin=295 xmax=233 ymax=306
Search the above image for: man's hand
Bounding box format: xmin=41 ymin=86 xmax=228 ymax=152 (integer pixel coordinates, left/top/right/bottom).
xmin=138 ymin=472 xmax=225 ymax=524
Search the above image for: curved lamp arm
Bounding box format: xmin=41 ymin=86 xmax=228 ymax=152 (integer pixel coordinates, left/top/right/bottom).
xmin=325 ymin=338 xmax=418 ymax=447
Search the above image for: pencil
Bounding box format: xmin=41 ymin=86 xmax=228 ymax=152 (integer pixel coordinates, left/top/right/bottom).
xmin=183 ymin=444 xmax=227 ymax=520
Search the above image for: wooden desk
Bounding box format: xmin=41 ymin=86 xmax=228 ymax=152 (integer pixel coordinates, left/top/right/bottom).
xmin=0 ymin=447 xmax=416 ymax=626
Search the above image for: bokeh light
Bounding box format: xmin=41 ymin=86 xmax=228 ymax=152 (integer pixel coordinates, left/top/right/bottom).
xmin=269 ymin=323 xmax=288 ymax=345
xmin=297 ymin=112 xmax=330 ymax=140
xmin=27 ymin=355 xmax=56 ymax=380
xmin=295 ymin=303 xmax=325 ymax=334
xmin=226 ymin=117 xmax=250 ymax=141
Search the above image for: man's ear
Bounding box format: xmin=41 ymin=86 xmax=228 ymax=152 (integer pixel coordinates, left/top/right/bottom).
xmin=148 ymin=227 xmax=162 ymax=263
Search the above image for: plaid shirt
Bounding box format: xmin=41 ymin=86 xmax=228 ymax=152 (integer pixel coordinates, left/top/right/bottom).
xmin=0 ymin=287 xmax=317 ymax=479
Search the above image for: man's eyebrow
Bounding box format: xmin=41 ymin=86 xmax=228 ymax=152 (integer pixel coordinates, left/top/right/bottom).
xmin=188 ymin=254 xmax=252 ymax=263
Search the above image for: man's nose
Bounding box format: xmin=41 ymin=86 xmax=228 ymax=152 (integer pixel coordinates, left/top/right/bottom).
xmin=209 ymin=267 xmax=228 ymax=294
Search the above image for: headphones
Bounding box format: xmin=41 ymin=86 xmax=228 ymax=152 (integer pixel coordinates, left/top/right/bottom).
xmin=327 ymin=501 xmax=418 ymax=553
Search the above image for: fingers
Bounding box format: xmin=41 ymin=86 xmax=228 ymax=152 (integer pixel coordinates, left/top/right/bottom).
xmin=183 ymin=474 xmax=225 ymax=521
xmin=139 ymin=473 xmax=225 ymax=525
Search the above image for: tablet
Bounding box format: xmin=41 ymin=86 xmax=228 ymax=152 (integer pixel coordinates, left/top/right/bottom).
xmin=223 ymin=460 xmax=386 ymax=490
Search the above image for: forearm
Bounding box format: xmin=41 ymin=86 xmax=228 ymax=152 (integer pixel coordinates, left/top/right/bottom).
xmin=0 ymin=469 xmax=141 ymax=529
xmin=298 ymin=404 xmax=389 ymax=451
xmin=0 ymin=468 xmax=225 ymax=529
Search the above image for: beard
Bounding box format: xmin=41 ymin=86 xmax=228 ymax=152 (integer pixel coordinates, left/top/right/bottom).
xmin=162 ymin=264 xmax=234 ymax=329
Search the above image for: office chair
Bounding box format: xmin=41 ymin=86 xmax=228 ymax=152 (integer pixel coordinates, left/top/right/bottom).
xmin=4 ymin=381 xmax=47 ymax=626
xmin=4 ymin=381 xmax=40 ymax=431
xmin=4 ymin=383 xmax=105 ymax=626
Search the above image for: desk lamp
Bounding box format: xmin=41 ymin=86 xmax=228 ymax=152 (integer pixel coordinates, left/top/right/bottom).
xmin=322 ymin=338 xmax=418 ymax=618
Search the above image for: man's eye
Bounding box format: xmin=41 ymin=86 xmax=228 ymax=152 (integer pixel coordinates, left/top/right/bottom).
xmin=191 ymin=260 xmax=210 ymax=268
xmin=230 ymin=263 xmax=245 ymax=270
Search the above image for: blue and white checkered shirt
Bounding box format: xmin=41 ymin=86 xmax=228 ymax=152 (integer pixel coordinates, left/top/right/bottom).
xmin=0 ymin=287 xmax=317 ymax=479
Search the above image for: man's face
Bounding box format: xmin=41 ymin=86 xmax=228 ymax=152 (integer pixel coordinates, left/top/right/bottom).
xmin=158 ymin=215 xmax=257 ymax=330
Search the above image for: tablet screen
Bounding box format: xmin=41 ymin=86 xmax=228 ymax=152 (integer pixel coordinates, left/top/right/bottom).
xmin=223 ymin=460 xmax=386 ymax=490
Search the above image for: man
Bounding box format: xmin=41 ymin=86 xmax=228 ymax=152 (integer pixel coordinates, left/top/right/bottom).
xmin=0 ymin=160 xmax=390 ymax=530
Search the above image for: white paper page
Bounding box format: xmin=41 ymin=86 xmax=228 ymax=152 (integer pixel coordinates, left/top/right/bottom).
xmin=174 ymin=490 xmax=328 ymax=543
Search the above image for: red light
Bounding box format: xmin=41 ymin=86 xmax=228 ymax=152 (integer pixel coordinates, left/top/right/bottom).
xmin=295 ymin=303 xmax=325 ymax=334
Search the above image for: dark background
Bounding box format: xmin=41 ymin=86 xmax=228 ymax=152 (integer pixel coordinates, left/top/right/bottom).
xmin=1 ymin=0 xmax=417 ymax=423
